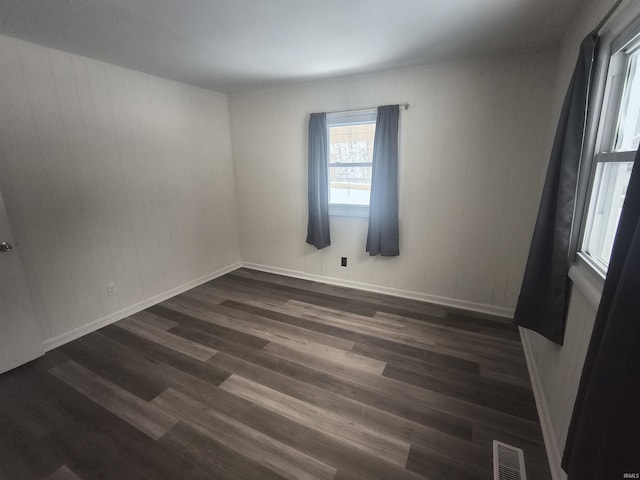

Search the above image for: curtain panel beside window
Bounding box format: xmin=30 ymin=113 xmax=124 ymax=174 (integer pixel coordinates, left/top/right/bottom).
xmin=513 ymin=33 xmax=598 ymax=344
xmin=306 ymin=112 xmax=331 ymax=249
xmin=366 ymin=104 xmax=400 ymax=257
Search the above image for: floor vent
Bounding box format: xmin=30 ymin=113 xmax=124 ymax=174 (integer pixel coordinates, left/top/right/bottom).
xmin=493 ymin=440 xmax=527 ymax=480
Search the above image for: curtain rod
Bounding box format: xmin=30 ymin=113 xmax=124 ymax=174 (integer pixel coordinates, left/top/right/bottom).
xmin=593 ymin=0 xmax=625 ymax=33
xmin=326 ymin=103 xmax=410 ymax=115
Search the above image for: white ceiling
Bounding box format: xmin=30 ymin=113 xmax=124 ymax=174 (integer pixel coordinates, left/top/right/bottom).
xmin=0 ymin=0 xmax=586 ymax=94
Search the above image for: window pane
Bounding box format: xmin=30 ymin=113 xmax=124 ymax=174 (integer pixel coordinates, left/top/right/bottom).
xmin=329 ymin=124 xmax=375 ymax=164
xmin=614 ymin=51 xmax=640 ymax=151
xmin=329 ymin=166 xmax=372 ymax=205
xmin=583 ymin=161 xmax=634 ymax=267
xmin=328 ymin=121 xmax=375 ymax=207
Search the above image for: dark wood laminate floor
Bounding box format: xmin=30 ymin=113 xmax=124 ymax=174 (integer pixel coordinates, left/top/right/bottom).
xmin=0 ymin=268 xmax=551 ymax=480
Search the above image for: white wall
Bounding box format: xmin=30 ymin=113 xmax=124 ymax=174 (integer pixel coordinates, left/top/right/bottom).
xmin=0 ymin=35 xmax=241 ymax=347
xmin=230 ymin=50 xmax=558 ymax=314
xmin=522 ymin=284 xmax=598 ymax=479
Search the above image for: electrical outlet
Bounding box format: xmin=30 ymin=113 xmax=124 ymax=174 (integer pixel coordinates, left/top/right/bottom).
xmin=341 ymin=257 xmax=347 ymax=267
xmin=106 ymin=283 xmax=117 ymax=297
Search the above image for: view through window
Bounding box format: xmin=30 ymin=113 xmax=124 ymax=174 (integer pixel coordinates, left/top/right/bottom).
xmin=327 ymin=109 xmax=377 ymax=213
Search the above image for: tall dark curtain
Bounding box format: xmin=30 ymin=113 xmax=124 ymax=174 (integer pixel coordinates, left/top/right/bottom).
xmin=366 ymin=105 xmax=400 ymax=256
xmin=306 ymin=112 xmax=330 ymax=249
xmin=513 ymin=33 xmax=598 ymax=344
xmin=562 ymin=147 xmax=640 ymax=478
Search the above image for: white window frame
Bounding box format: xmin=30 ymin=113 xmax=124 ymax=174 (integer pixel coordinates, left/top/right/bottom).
xmin=326 ymin=109 xmax=377 ymax=217
xmin=573 ymin=13 xmax=640 ymax=294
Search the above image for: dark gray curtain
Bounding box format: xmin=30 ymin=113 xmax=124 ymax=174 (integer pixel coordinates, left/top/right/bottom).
xmin=366 ymin=105 xmax=400 ymax=256
xmin=513 ymin=33 xmax=598 ymax=344
xmin=562 ymin=147 xmax=640 ymax=478
xmin=306 ymin=112 xmax=330 ymax=249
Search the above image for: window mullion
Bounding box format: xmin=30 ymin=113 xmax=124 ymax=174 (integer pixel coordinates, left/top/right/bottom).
xmin=328 ymin=162 xmax=373 ymax=167
xmin=594 ymin=151 xmax=637 ymax=163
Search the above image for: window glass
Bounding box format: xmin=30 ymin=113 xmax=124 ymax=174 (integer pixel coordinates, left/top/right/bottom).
xmin=614 ymin=51 xmax=640 ymax=152
xmin=328 ymin=165 xmax=373 ymax=205
xmin=327 ymin=115 xmax=376 ymax=208
xmin=330 ymin=133 xmax=373 ymax=164
xmin=583 ymin=161 xmax=634 ymax=268
xmin=581 ymin=35 xmax=640 ymax=273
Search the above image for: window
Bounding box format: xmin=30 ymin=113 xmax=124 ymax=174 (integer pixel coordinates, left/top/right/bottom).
xmin=327 ymin=109 xmax=377 ymax=216
xmin=580 ymin=30 xmax=640 ymax=275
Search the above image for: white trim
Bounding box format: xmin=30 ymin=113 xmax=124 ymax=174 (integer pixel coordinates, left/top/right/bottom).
xmin=327 ymin=108 xmax=377 ymax=126
xmin=42 ymin=261 xmax=242 ymax=351
xmin=519 ymin=327 xmax=567 ymax=480
xmin=241 ymin=262 xmax=515 ymax=318
xmin=40 ymin=259 xmax=515 ymax=350
xmin=568 ymin=262 xmax=603 ymax=309
xmin=328 ymin=204 xmax=369 ymax=217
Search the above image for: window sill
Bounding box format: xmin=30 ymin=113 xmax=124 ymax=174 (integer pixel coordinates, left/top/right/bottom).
xmin=328 ymin=204 xmax=369 ymax=218
xmin=568 ymin=255 xmax=604 ymax=310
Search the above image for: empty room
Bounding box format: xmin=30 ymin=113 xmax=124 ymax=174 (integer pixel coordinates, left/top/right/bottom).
xmin=1 ymin=0 xmax=639 ymax=479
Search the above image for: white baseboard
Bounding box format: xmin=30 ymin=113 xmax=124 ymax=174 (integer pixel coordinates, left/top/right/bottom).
xmin=241 ymin=262 xmax=515 ymax=319
xmin=519 ymin=327 xmax=567 ymax=480
xmin=42 ymin=261 xmax=242 ymax=351
xmin=42 ymin=259 xmax=514 ymax=351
